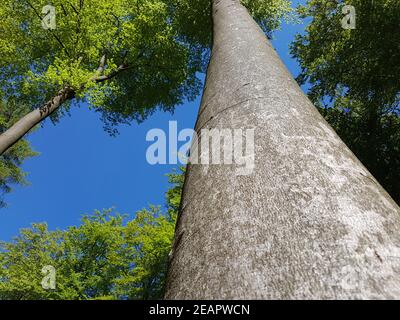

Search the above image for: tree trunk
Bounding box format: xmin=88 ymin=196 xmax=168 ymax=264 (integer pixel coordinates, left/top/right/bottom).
xmin=0 ymin=55 xmax=127 ymax=156
xmin=0 ymin=87 xmax=75 ymax=155
xmin=164 ymin=0 xmax=400 ymax=299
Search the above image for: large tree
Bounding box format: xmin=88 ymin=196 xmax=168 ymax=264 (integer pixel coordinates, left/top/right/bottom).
xmin=164 ymin=0 xmax=400 ymax=299
xmin=0 ymin=0 xmax=202 ymax=154
xmin=291 ymin=0 xmax=400 ymax=204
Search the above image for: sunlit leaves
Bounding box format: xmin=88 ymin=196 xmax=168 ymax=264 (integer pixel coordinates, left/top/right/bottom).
xmin=168 ymin=0 xmax=293 ymax=48
xmin=242 ymin=0 xmax=293 ymax=33
xmin=0 ymin=0 xmax=202 ymax=132
xmin=0 ymin=168 xmax=185 ymax=299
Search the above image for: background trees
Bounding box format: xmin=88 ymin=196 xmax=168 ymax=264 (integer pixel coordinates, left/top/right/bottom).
xmin=0 ymin=99 xmax=37 ymax=207
xmin=0 ymin=169 xmax=184 ymax=300
xmin=0 ymin=0 xmax=203 ymax=203
xmin=291 ymin=0 xmax=400 ymax=203
xmin=169 ymin=0 xmax=293 ymax=46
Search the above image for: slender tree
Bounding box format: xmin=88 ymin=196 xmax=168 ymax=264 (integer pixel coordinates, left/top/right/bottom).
xmin=0 ymin=99 xmax=37 ymax=207
xmin=165 ymin=0 xmax=400 ymax=299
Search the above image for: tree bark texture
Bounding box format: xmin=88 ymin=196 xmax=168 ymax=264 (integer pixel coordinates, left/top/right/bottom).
xmin=164 ymin=0 xmax=400 ymax=299
xmin=0 ymin=88 xmax=74 ymax=155
xmin=0 ymin=54 xmax=127 ymax=156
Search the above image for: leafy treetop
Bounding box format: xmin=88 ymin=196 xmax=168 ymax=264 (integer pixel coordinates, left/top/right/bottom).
xmin=0 ymin=167 xmax=185 ymax=300
xmin=0 ymin=0 xmax=202 ymax=133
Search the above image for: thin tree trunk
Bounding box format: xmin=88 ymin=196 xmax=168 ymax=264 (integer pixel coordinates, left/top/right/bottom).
xmin=164 ymin=0 xmax=400 ymax=299
xmin=0 ymin=56 xmax=128 ymax=155
xmin=0 ymin=88 xmax=75 ymax=155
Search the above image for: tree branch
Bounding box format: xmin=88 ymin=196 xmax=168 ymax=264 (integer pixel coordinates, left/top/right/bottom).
xmin=96 ymin=54 xmax=107 ymax=75
xmin=94 ymin=64 xmax=132 ymax=83
xmin=25 ymin=0 xmax=71 ymax=57
xmin=0 ymin=58 xmax=134 ymax=155
xmin=0 ymin=87 xmax=75 ymax=155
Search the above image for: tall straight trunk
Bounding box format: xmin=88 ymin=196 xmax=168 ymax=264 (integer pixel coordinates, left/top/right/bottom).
xmin=164 ymin=0 xmax=400 ymax=299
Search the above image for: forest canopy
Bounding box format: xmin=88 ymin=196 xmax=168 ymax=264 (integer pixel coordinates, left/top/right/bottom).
xmin=0 ymin=169 xmax=184 ymax=300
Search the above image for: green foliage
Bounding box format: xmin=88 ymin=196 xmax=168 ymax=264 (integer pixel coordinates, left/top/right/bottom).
xmin=291 ymin=0 xmax=400 ymax=203
xmin=168 ymin=0 xmax=293 ymax=49
xmin=242 ymin=0 xmax=294 ymax=34
xmin=0 ymin=168 xmax=185 ymax=300
xmin=168 ymin=0 xmax=213 ymax=49
xmin=0 ymin=0 xmax=294 ymax=137
xmin=0 ymin=99 xmax=38 ymax=207
xmin=165 ymin=166 xmax=185 ymax=217
xmin=0 ymin=0 xmax=202 ymax=132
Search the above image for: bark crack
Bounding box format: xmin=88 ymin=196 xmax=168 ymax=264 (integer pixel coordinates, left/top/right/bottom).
xmin=196 ymin=96 xmax=265 ymax=133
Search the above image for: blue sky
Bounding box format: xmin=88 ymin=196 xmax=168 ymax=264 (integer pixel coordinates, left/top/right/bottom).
xmin=0 ymin=1 xmax=309 ymax=241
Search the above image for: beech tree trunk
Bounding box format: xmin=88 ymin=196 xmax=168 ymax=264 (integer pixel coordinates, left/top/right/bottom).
xmin=0 ymin=54 xmax=126 ymax=156
xmin=164 ymin=0 xmax=400 ymax=299
xmin=0 ymin=88 xmax=74 ymax=155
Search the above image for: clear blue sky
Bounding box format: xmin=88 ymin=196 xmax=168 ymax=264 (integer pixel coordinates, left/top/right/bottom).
xmin=0 ymin=1 xmax=308 ymax=241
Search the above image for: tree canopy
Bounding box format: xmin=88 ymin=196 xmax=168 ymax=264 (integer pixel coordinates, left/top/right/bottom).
xmin=291 ymin=0 xmax=400 ymax=203
xmin=0 ymin=0 xmax=293 ymax=124
xmin=0 ymin=0 xmax=202 ymax=133
xmin=0 ymin=0 xmax=293 ymax=202
xmin=170 ymin=0 xmax=293 ymax=46
xmin=0 ymin=168 xmax=184 ymax=300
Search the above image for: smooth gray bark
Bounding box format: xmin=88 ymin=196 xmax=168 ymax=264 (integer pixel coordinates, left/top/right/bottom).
xmin=0 ymin=88 xmax=75 ymax=155
xmin=164 ymin=0 xmax=400 ymax=299
xmin=0 ymin=57 xmax=127 ymax=156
